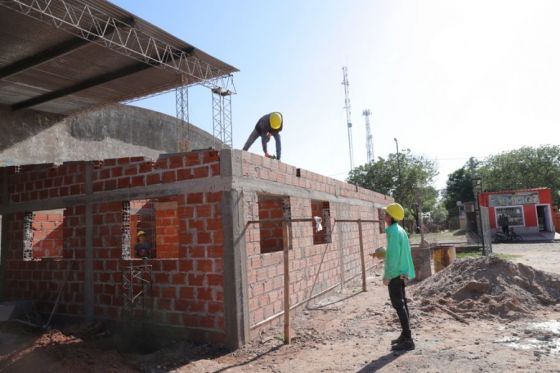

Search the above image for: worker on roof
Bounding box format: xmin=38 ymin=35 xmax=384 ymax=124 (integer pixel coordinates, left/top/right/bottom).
xmin=382 ymin=202 xmax=416 ymax=351
xmin=242 ymin=112 xmax=283 ymax=160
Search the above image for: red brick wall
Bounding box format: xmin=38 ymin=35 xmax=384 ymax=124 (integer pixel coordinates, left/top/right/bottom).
xmin=3 ymin=206 xmax=86 ymax=315
xmin=32 ymin=209 xmax=64 ymax=258
xmin=2 ymin=150 xmax=390 ymax=346
xmin=155 ymin=201 xmax=180 ymax=258
xmin=2 ymin=150 xmax=226 ymax=344
xmin=241 ymin=153 xmax=389 ymax=339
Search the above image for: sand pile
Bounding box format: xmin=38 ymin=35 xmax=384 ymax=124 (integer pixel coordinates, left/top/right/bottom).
xmin=412 ymin=256 xmax=560 ymax=319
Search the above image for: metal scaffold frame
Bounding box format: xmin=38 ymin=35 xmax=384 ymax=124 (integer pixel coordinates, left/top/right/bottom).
xmin=212 ymin=87 xmax=233 ymax=149
xmin=122 ymin=262 xmax=153 ymax=319
xmin=0 ymin=0 xmax=235 ymax=91
xmin=175 ymin=74 xmax=190 ymax=151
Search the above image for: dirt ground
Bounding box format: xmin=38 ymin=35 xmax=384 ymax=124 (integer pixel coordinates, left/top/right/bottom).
xmin=1 ymin=241 xmax=559 ymax=373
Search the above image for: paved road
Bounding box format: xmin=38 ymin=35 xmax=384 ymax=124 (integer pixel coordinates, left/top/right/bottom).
xmin=492 ymin=241 xmax=560 ymax=275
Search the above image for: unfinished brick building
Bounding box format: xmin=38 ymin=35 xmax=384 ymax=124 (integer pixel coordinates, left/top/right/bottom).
xmin=0 ymin=149 xmax=391 ymax=349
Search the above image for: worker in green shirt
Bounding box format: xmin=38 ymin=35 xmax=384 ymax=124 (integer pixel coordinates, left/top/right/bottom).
xmin=382 ymin=202 xmax=416 ymax=351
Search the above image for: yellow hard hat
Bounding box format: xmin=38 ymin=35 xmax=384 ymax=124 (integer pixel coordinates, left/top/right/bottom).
xmin=137 ymin=230 xmax=145 ymax=237
xmin=269 ymin=112 xmax=282 ymax=130
xmin=385 ymin=203 xmax=405 ymax=221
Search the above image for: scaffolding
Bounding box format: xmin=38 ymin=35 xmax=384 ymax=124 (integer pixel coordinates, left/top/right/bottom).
xmin=121 ymin=261 xmax=153 ymax=319
xmin=212 ymin=87 xmax=233 ymax=149
xmin=175 ymin=74 xmax=190 ymax=152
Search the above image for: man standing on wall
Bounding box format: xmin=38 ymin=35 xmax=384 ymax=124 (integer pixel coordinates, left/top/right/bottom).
xmin=242 ymin=112 xmax=283 ymax=160
xmin=383 ymin=202 xmax=416 ymax=351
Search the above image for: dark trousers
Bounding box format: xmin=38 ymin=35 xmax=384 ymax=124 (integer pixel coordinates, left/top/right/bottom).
xmin=388 ymin=277 xmax=411 ymax=339
xmin=242 ymin=129 xmax=261 ymax=151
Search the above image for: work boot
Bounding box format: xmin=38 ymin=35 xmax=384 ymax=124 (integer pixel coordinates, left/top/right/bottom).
xmin=391 ymin=334 xmax=406 ymax=345
xmin=391 ymin=338 xmax=415 ymax=351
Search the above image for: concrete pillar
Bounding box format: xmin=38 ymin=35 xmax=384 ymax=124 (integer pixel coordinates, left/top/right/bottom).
xmin=84 ymin=163 xmax=94 ymax=320
xmin=220 ymin=149 xmax=249 ymax=349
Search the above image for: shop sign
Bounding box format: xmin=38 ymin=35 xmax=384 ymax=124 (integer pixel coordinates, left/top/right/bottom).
xmin=489 ymin=192 xmax=539 ymax=207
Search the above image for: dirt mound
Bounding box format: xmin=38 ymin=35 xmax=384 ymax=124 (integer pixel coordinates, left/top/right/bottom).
xmin=412 ymin=256 xmax=560 ymax=319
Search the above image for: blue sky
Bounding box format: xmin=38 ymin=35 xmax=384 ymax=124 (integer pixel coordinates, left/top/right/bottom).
xmin=112 ymin=0 xmax=560 ymax=191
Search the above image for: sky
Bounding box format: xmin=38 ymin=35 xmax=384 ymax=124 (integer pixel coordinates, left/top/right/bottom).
xmin=111 ymin=0 xmax=560 ymax=191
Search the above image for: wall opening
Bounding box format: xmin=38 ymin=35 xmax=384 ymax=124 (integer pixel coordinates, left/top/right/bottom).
xmin=23 ymin=209 xmax=65 ymax=261
xmin=123 ymin=198 xmax=180 ymax=259
xmin=258 ymin=194 xmax=290 ymax=254
xmin=311 ymin=200 xmax=331 ymax=244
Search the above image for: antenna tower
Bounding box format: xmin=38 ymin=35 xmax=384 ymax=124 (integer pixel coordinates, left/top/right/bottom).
xmin=363 ymin=109 xmax=374 ymax=162
xmin=342 ymin=66 xmax=354 ymax=170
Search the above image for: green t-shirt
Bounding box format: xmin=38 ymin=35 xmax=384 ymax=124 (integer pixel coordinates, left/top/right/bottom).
xmin=383 ymin=223 xmax=416 ymax=280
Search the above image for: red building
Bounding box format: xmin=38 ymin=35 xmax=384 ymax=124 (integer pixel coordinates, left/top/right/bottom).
xmin=479 ymin=188 xmax=556 ymax=237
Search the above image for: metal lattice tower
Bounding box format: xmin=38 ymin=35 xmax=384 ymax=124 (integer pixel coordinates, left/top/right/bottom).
xmin=212 ymin=87 xmax=233 ymax=149
xmin=175 ymin=74 xmax=190 ymax=152
xmin=363 ymin=109 xmax=374 ymax=163
xmin=342 ymin=66 xmax=354 ymax=170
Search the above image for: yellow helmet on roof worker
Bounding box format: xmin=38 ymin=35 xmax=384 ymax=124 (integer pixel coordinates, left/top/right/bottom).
xmin=137 ymin=230 xmax=145 ymax=237
xmin=385 ymin=203 xmax=405 ymax=221
xmin=269 ymin=112 xmax=282 ymax=130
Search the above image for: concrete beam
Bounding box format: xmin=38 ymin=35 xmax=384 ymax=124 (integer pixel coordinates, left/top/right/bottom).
xmin=0 ymin=171 xmax=387 ymax=215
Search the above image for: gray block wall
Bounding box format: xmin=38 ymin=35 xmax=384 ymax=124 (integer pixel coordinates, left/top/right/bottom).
xmin=0 ymin=104 xmax=221 ymax=166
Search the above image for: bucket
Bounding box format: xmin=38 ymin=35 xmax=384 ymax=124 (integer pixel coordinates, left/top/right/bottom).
xmin=432 ymin=245 xmax=456 ymax=272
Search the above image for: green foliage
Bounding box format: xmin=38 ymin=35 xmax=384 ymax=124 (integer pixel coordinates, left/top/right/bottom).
xmin=442 ymin=157 xmax=479 ymax=217
xmin=478 ymin=145 xmax=560 ymax=204
xmin=347 ymin=149 xmax=439 ymax=214
xmin=444 ymin=145 xmax=560 ymax=209
xmin=431 ymin=201 xmax=449 ymax=226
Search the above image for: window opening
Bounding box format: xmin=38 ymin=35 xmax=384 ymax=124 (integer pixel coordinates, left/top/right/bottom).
xmin=258 ymin=195 xmax=290 ymax=254
xmin=311 ymin=200 xmax=331 ymax=244
xmin=23 ymin=209 xmax=65 ymax=260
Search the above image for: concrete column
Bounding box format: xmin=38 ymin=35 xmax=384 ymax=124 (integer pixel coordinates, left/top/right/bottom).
xmin=220 ymin=149 xmax=249 ymax=350
xmin=84 ymin=163 xmax=94 ymax=320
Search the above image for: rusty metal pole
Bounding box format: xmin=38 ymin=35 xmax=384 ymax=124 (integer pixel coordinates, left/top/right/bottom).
xmin=282 ymin=220 xmax=291 ymax=344
xmin=358 ymin=220 xmax=367 ymax=292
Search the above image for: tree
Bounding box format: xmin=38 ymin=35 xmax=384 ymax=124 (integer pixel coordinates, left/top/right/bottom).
xmin=443 ymin=157 xmax=479 ymax=217
xmin=431 ymin=201 xmax=449 ymax=227
xmin=477 ymin=145 xmax=560 ymax=204
xmin=347 ymin=149 xmax=439 ymax=219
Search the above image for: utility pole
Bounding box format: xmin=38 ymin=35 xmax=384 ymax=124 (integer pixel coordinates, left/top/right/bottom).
xmin=363 ymin=109 xmax=374 ymax=163
xmin=342 ymin=66 xmax=354 ymax=170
